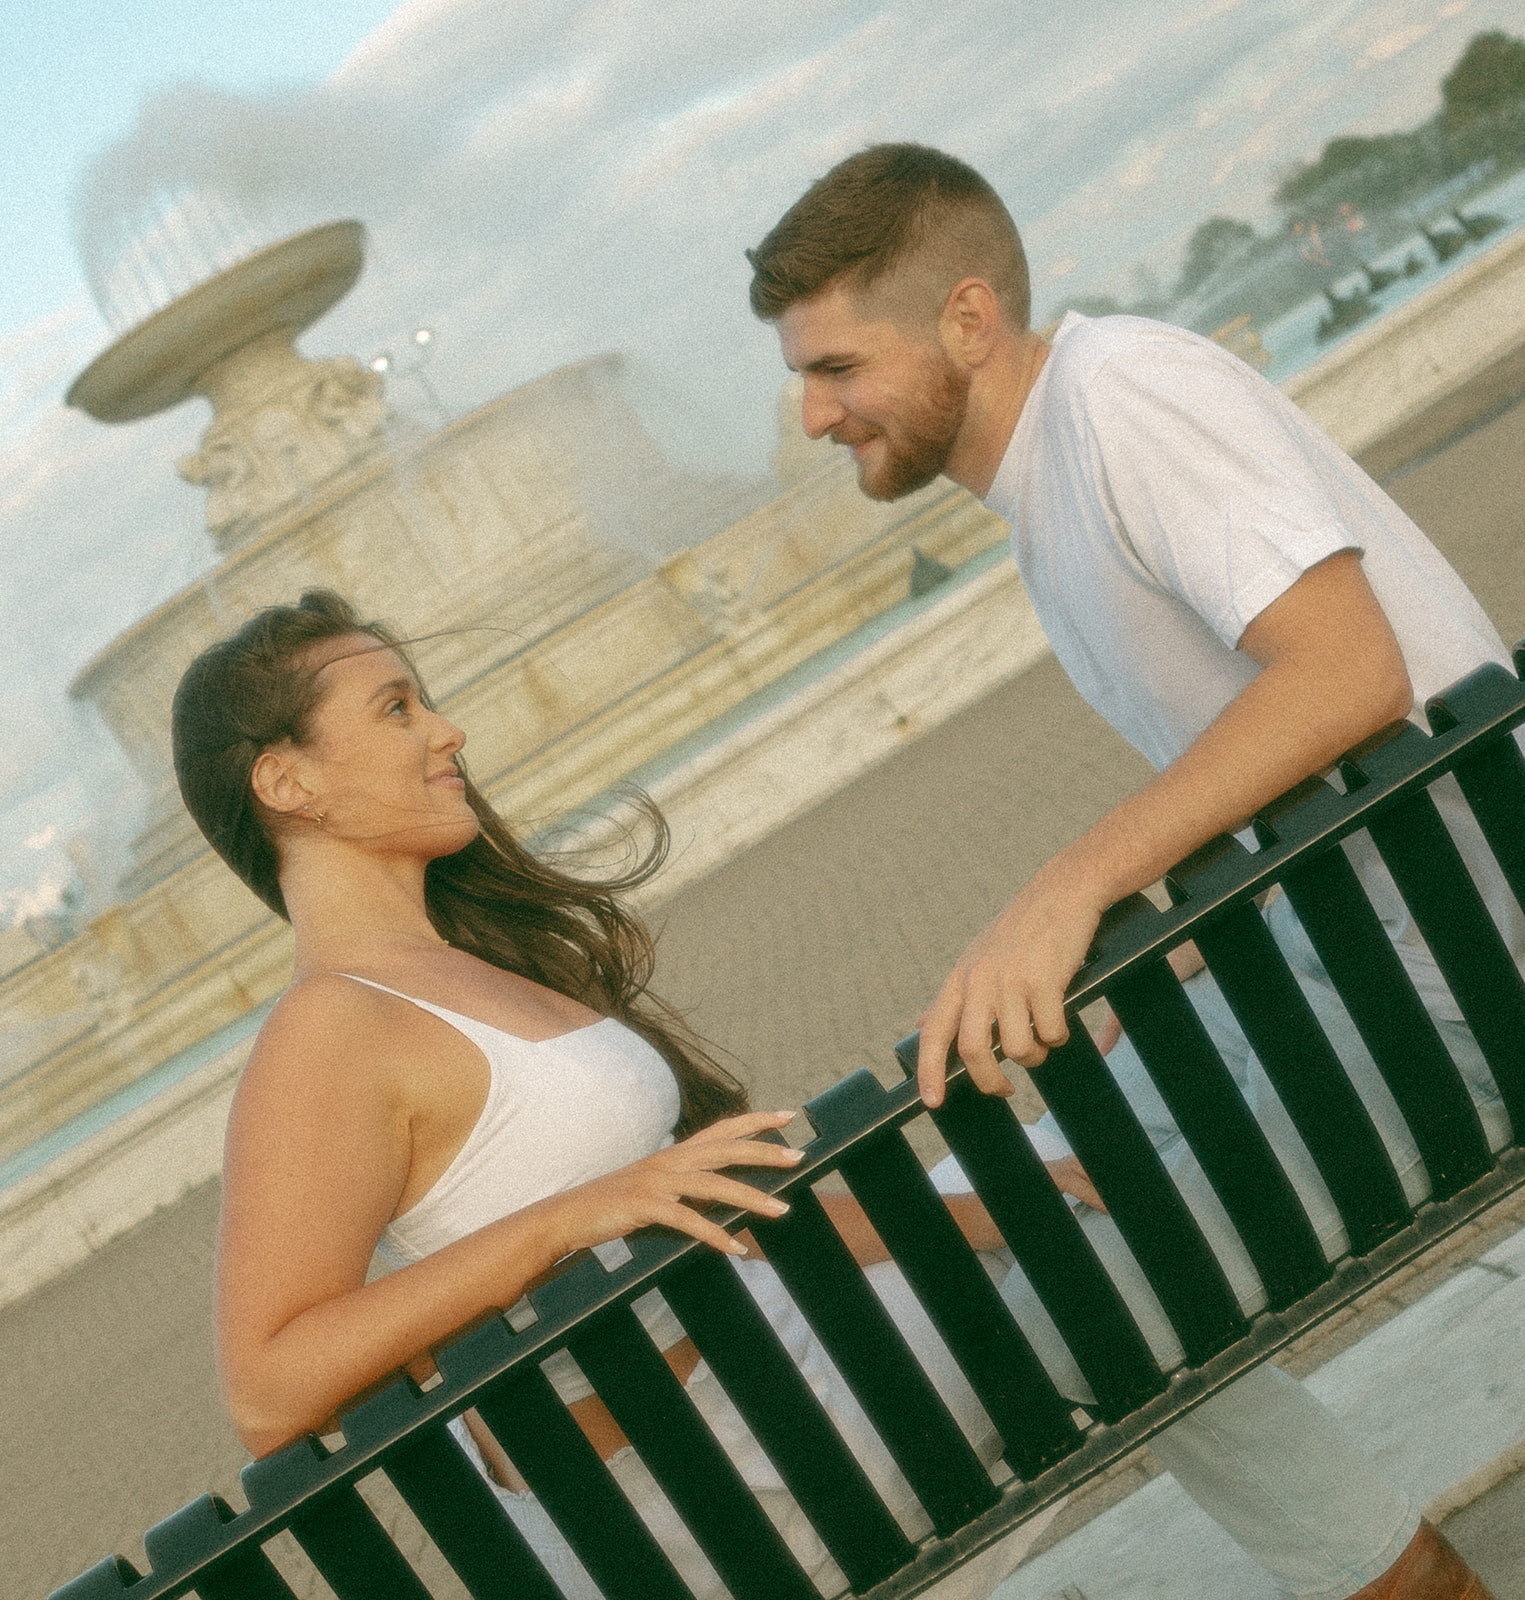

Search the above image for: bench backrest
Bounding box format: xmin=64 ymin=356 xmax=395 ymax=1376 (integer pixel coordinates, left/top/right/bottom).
xmin=54 ymin=654 xmax=1525 ymax=1600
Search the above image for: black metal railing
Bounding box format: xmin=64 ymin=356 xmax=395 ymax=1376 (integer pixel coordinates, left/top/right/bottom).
xmin=54 ymin=650 xmax=1525 ymax=1600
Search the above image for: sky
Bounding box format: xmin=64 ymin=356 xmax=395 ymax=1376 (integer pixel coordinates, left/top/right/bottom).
xmin=1 ymin=0 xmax=1520 ymax=922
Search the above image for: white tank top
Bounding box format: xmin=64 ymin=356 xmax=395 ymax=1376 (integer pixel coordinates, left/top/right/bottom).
xmin=344 ymin=975 xmax=688 ymax=1401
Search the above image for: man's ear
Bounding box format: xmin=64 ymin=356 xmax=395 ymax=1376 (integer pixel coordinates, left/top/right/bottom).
xmin=940 ymin=277 xmax=1001 ymax=364
xmin=250 ymin=746 xmax=313 ymax=819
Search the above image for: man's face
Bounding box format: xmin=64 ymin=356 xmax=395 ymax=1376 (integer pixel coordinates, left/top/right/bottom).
xmin=778 ymin=281 xmax=970 ymax=502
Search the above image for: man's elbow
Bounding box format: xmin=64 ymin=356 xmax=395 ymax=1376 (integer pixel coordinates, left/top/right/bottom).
xmin=1369 ymin=640 xmax=1414 ymax=729
xmin=1364 ymin=645 xmax=1414 ymax=733
xmin=1338 ymin=645 xmax=1413 ymax=752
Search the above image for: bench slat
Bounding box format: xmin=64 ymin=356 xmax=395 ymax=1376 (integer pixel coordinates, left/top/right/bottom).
xmin=1277 ymin=845 xmax=1492 ymax=1198
xmin=382 ymin=1422 xmax=564 ymax=1600
xmin=1425 ymin=668 xmax=1525 ymax=915
xmin=1191 ymin=901 xmax=1411 ymax=1256
xmin=659 ymin=1249 xmax=918 ymax=1594
xmin=1368 ymin=790 xmax=1525 ymax=1137
xmin=286 ymin=1485 xmax=434 ymax=1600
xmin=45 ymin=1557 xmax=146 ymax=1600
xmin=1108 ymin=960 xmax=1332 ymax=1309
xmin=836 ymin=1126 xmax=1084 ymax=1478
xmin=1026 ymin=1033 xmax=1250 ymax=1375
xmin=569 ymin=1303 xmax=825 ymax=1600
xmin=181 ymin=1549 xmax=298 ymax=1600
xmin=1452 ymin=737 xmax=1525 ymax=917
xmin=469 ymin=1361 xmax=693 ymax=1600
xmin=142 ymin=1494 xmax=296 ymax=1600
xmin=751 ymin=1186 xmax=1001 ymax=1536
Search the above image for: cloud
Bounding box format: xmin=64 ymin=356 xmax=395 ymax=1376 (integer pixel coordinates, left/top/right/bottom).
xmin=3 ymin=0 xmax=1521 ymax=895
xmin=1361 ymin=21 xmax=1436 ymax=64
xmin=1118 ymin=140 xmax=1169 ymax=190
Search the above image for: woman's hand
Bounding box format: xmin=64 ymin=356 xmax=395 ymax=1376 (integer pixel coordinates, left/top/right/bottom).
xmin=1045 ymin=1155 xmax=1106 ymax=1212
xmin=554 ymin=1110 xmax=805 ymax=1259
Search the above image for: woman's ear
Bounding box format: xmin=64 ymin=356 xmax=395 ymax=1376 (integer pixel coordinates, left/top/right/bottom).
xmin=250 ymin=746 xmax=314 ymax=820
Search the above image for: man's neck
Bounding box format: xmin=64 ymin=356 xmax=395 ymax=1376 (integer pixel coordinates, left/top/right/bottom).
xmin=946 ymin=329 xmax=1049 ymax=499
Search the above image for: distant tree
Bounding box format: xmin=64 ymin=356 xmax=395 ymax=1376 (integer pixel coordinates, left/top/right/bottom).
xmin=1272 ymin=30 xmax=1525 ymax=217
xmin=1043 ymin=294 xmax=1123 ymax=327
xmin=1273 ymin=132 xmax=1438 ymax=210
xmin=1443 ymin=31 xmax=1525 ymax=129
xmin=1123 ymin=264 xmax=1170 ymax=320
xmin=1292 ymin=137 xmax=1383 ymax=192
xmin=1175 ymin=217 xmax=1258 ymax=298
xmin=1047 ymin=266 xmax=1173 ymax=327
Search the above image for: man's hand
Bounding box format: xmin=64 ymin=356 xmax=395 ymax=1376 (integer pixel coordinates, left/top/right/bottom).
xmin=916 ymin=862 xmax=1108 ymax=1107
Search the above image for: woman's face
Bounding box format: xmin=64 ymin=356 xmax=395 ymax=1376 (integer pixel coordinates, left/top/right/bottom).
xmin=278 ymin=633 xmax=480 ymax=862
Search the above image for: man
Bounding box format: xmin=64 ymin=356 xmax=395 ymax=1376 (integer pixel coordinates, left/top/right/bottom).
xmin=747 ymin=145 xmax=1509 ymax=1599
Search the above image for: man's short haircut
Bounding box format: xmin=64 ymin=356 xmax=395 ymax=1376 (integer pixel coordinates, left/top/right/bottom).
xmin=747 ymin=143 xmax=1029 ymax=329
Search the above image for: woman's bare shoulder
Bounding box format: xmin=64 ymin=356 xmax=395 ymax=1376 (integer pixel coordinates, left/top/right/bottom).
xmin=220 ymin=975 xmax=420 ymax=1319
xmin=241 ymin=971 xmax=418 ymax=1100
xmin=258 ymin=970 xmax=391 ymax=1042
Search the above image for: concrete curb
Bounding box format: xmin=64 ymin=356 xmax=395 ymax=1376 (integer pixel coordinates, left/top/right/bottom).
xmin=1423 ymin=1437 xmax=1525 ymax=1525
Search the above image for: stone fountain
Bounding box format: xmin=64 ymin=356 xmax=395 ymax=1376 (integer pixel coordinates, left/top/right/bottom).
xmin=62 ymin=198 xmax=748 ymax=895
xmin=69 ymin=218 xmax=386 ymax=552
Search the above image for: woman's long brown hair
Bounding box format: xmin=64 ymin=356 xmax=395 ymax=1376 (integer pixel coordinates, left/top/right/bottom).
xmin=171 ymin=589 xmax=747 ymax=1135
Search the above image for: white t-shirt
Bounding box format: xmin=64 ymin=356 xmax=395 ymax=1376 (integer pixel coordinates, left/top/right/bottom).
xmin=984 ymin=312 xmax=1522 ymax=1019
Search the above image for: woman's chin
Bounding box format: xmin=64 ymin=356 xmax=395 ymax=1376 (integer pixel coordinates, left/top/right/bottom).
xmin=429 ymin=813 xmax=483 ymax=860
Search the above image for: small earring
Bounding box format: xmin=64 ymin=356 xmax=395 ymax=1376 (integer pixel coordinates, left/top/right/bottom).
xmin=303 ymin=805 xmax=326 ymax=826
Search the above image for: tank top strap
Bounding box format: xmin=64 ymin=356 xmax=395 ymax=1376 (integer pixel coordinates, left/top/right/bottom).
xmin=335 ymin=972 xmax=516 ymax=1059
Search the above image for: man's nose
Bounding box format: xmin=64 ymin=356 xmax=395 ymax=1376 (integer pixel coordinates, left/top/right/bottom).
xmin=800 ymin=378 xmax=845 ymax=440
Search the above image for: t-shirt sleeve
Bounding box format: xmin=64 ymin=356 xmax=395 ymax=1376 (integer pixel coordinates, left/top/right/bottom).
xmin=1082 ymin=334 xmax=1360 ymax=647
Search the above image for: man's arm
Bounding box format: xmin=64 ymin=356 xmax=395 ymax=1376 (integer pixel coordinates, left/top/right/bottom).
xmin=916 ymin=549 xmax=1412 ymax=1105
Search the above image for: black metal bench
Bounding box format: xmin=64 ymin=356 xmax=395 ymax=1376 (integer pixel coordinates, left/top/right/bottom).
xmin=54 ymin=651 xmax=1525 ymax=1600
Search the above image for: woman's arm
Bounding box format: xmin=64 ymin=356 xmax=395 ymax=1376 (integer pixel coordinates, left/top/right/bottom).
xmin=217 ymin=979 xmax=800 ymax=1457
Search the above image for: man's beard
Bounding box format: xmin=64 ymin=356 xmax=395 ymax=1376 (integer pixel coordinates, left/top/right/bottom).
xmin=841 ymin=354 xmax=971 ymax=502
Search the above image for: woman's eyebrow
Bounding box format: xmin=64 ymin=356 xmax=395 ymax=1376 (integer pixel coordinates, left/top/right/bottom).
xmin=366 ymin=676 xmax=417 ymax=706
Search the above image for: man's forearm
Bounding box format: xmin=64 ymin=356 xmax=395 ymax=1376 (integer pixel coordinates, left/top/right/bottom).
xmin=916 ymin=550 xmax=1412 ymax=1093
xmin=1043 ymin=645 xmax=1410 ymax=922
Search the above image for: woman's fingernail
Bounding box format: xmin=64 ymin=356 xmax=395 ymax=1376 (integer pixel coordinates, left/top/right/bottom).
xmin=782 ymin=1147 xmax=806 ymax=1162
xmin=730 ymin=1240 xmax=749 ymax=1257
xmin=767 ymin=1198 xmax=790 ymax=1215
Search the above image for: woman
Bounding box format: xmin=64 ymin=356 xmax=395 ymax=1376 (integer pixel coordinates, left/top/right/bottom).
xmin=172 ymin=589 xmax=1055 ymax=1600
